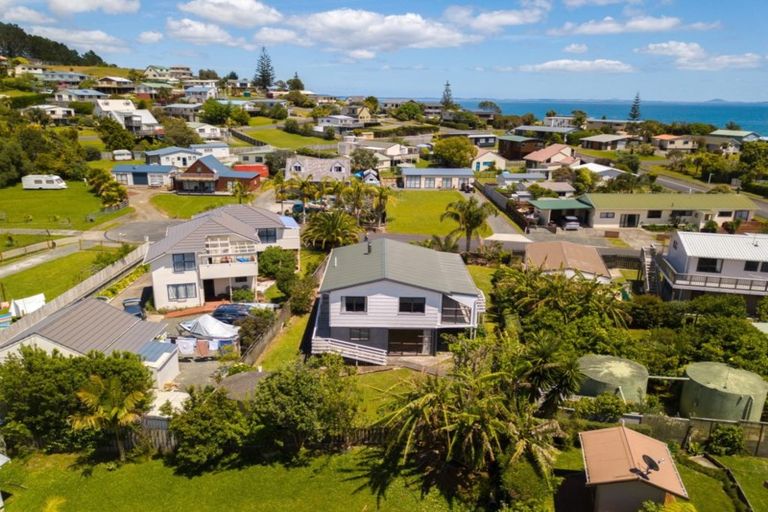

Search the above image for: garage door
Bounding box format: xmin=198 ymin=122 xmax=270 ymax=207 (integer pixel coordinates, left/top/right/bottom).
xmin=388 ymin=330 xmax=424 ymax=355
xmin=132 ymin=173 xmax=149 ymax=185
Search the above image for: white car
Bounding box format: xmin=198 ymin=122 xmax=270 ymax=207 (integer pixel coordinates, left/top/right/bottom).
xmin=562 ymin=216 xmax=580 ymax=231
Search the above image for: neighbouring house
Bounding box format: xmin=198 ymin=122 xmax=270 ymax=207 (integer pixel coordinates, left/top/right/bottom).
xmin=169 ymin=66 xmax=194 ymax=80
xmin=585 ymin=118 xmax=640 ymax=133
xmin=237 ymin=145 xmax=275 ymax=165
xmin=497 ymin=135 xmax=544 ymax=160
xmin=543 ymin=115 xmax=578 ymax=128
xmin=579 ymin=426 xmax=688 ymax=512
xmin=22 ymin=104 xmax=74 ymax=124
xmin=163 ymin=103 xmax=202 ymax=122
xmin=94 ymin=98 xmax=135 ymax=118
xmin=53 ymin=88 xmax=106 ymax=103
xmin=13 ymin=63 xmax=46 ymax=76
xmin=340 ymin=105 xmax=372 ymax=123
xmin=145 ymin=146 xmax=202 ymax=168
xmin=338 ymin=137 xmax=419 ymax=169
xmin=656 ymin=231 xmax=768 ymax=313
xmin=94 ymin=76 xmax=135 ymax=94
xmin=123 ymin=109 xmax=163 ymax=136
xmin=0 ymin=299 xmax=177 ymax=388
xmin=144 ymin=65 xmax=171 ymax=81
xmin=144 ymin=205 xmax=300 ymax=310
xmin=358 ymin=169 xmax=380 ymax=186
xmin=39 ymin=71 xmax=89 ymax=86
xmin=135 ymin=82 xmax=173 ymax=100
xmin=248 ymin=98 xmax=289 ymax=111
xmin=187 ymin=122 xmax=223 ymax=140
xmin=652 ymin=134 xmax=697 ymax=153
xmin=466 ymin=134 xmax=498 ymax=148
xmin=231 ymin=164 xmax=269 ymax=179
xmin=512 ymin=125 xmax=576 ymax=141
xmin=112 ymin=164 xmax=173 ymax=187
xmin=527 ymin=181 xmax=575 ymax=198
xmin=315 ymin=115 xmax=363 ymax=134
xmin=496 ymin=171 xmax=546 ymax=188
xmin=524 ymin=143 xmax=578 ymax=170
xmin=225 ymin=78 xmax=251 ymax=94
xmin=311 ymin=238 xmax=485 ymax=365
xmin=285 ymin=156 xmax=352 ymax=182
xmin=704 ymin=129 xmax=761 ymax=153
xmin=581 ymin=193 xmax=756 ymax=229
xmin=401 ymin=168 xmax=474 ymax=189
xmin=570 ymin=162 xmax=625 ymax=182
xmin=525 ymin=241 xmax=610 ymax=283
xmin=528 ymin=197 xmax=597 ymax=228
xmin=185 ymin=86 xmax=217 ymax=103
xmin=580 ymin=134 xmax=630 ymax=151
xmin=472 ymin=149 xmax=507 ymax=172
xmin=421 ymin=102 xmax=443 ymax=117
xmin=190 ymin=142 xmax=231 ymax=160
xmin=174 ymin=155 xmax=260 ymax=194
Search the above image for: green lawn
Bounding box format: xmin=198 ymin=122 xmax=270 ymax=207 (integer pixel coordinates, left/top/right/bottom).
xmin=248 ymin=116 xmax=276 ymax=127
xmin=606 ymin=238 xmax=631 ymax=248
xmin=648 ymin=164 xmax=705 ymax=184
xmin=301 ymin=247 xmax=328 ymax=276
xmin=47 ymin=65 xmax=137 ymax=78
xmin=0 ymin=182 xmax=132 ymax=230
xmin=0 ymin=450 xmax=451 ymax=512
xmin=88 ymin=159 xmax=143 ymax=172
xmin=553 ymin=447 xmax=584 ymax=471
xmin=387 ymin=190 xmax=491 ymax=237
xmin=149 ymin=194 xmax=240 ymax=219
xmin=0 ymin=89 xmax=38 ymax=97
xmin=0 ymin=247 xmax=118 ymax=301
xmin=576 ymin=148 xmax=665 ymax=162
xmin=677 ymin=464 xmax=736 ymax=512
xmin=0 ymin=234 xmax=63 ymax=251
xmin=242 ymin=128 xmax=330 ymax=149
xmin=716 ymin=455 xmax=768 ymax=511
xmin=352 ymin=369 xmax=419 ymax=425
xmin=467 ymin=265 xmax=495 ymax=300
xmin=257 ymin=314 xmax=309 ymax=371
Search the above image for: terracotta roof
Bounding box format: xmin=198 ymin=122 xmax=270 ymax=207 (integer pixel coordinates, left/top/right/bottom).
xmin=232 ymin=164 xmax=269 ymax=178
xmin=653 ymin=134 xmax=684 ymax=141
xmin=525 ymin=241 xmax=609 ymax=278
xmin=579 ymin=426 xmax=688 ymax=499
xmin=524 ymin=144 xmax=572 ymax=163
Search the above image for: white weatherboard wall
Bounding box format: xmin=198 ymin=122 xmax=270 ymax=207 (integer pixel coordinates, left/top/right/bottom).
xmin=147 ymin=351 xmax=180 ymax=387
xmin=590 ymin=208 xmax=750 ymax=230
xmin=328 ymin=280 xmax=442 ymax=329
xmin=0 ymin=334 xmax=80 ymax=362
xmin=150 ymin=255 xmax=203 ymax=310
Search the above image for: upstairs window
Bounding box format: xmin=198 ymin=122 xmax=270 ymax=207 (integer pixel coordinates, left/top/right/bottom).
xmin=696 ymin=258 xmax=722 ymax=273
xmin=744 ymin=261 xmax=759 ymax=272
xmin=172 ymin=253 xmax=196 ymax=272
xmin=344 ymin=296 xmax=366 ymax=313
xmin=257 ymin=228 xmax=277 ymax=244
xmin=647 ymin=210 xmax=662 ymax=219
xmin=332 ymin=164 xmax=345 ymax=173
xmin=399 ymin=297 xmax=426 ymax=314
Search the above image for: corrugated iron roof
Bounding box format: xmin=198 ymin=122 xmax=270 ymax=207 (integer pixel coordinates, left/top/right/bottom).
xmin=674 ymin=231 xmax=768 ymax=261
xmin=581 ymin=193 xmax=757 ymax=211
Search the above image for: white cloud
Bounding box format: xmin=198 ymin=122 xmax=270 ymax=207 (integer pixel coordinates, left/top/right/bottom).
xmin=29 ymin=26 xmax=127 ymax=53
xmin=137 ymin=31 xmax=163 ymax=44
xmin=636 ymin=40 xmax=762 ymax=70
xmin=48 ymin=0 xmax=139 ymax=14
xmin=166 ymin=17 xmax=255 ymax=49
xmin=289 ymin=8 xmax=479 ymax=58
xmin=549 ymin=16 xmax=684 ymax=35
xmin=3 ymin=6 xmax=56 ymax=24
xmin=347 ymin=49 xmax=376 ymax=60
xmin=252 ymin=27 xmax=308 ymax=46
xmin=564 ymin=43 xmax=588 ymax=53
xmin=519 ymin=58 xmax=634 ymax=72
xmin=564 ymin=0 xmax=639 ymax=7
xmin=444 ymin=1 xmax=551 ymax=32
xmin=177 ymin=0 xmax=281 ymax=27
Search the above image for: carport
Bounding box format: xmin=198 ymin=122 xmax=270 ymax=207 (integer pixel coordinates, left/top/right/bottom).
xmin=528 ymin=198 xmax=592 ymax=227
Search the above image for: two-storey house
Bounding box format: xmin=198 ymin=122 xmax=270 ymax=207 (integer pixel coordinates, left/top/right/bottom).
xmin=144 ymin=146 xmax=202 ymax=168
xmin=315 ymin=115 xmax=363 ymax=134
xmin=655 ymin=231 xmax=768 ymax=313
xmin=144 ymin=205 xmax=300 ymax=311
xmin=285 ymin=156 xmax=352 ymax=182
xmin=311 ymin=239 xmax=485 ymax=365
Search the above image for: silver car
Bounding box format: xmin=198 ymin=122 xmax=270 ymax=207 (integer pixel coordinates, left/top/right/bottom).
xmin=562 ymin=216 xmax=580 ymax=231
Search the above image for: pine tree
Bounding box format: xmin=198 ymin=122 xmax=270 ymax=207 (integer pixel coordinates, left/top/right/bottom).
xmin=441 ymin=80 xmax=455 ymax=109
xmin=255 ymin=46 xmax=275 ymax=90
xmin=628 ymin=92 xmax=641 ymax=121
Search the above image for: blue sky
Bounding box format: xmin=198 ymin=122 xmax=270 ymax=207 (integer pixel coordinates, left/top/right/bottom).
xmin=3 ymin=0 xmax=767 ymax=101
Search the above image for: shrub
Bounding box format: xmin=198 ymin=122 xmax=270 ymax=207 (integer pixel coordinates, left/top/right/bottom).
xmin=231 ymin=288 xmax=255 ymax=303
xmin=705 ymin=424 xmax=745 ymax=456
xmin=236 ymin=309 xmax=275 ymax=351
xmin=573 ymin=394 xmax=628 ymax=423
xmin=757 ymin=296 xmax=768 ymax=321
xmin=500 ymin=456 xmax=551 ymax=508
xmin=84 ymin=146 xmax=102 ymax=161
xmin=275 ymin=268 xmax=298 ymax=297
xmin=322 ymin=126 xmax=336 ymax=140
xmin=283 ymin=119 xmax=300 ymax=134
xmin=258 ymin=246 xmax=297 ymax=278
xmin=289 ymin=275 xmax=316 ymax=314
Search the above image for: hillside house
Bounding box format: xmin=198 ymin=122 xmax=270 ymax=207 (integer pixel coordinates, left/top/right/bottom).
xmin=94 ymin=76 xmax=135 ymax=94
xmin=652 ymin=134 xmax=697 ymax=153
xmin=145 ymin=146 xmax=201 ymax=168
xmin=53 ymin=88 xmax=106 ymax=103
xmin=187 ymin=122 xmax=223 ymax=140
xmin=524 ymin=144 xmax=578 ymax=170
xmin=39 ymin=71 xmax=88 ymax=86
xmin=185 ymin=86 xmax=217 ymax=103
xmin=402 ymin=168 xmax=474 ymax=190
xmin=496 ymin=172 xmax=546 ymax=189
xmin=472 ymin=149 xmax=507 ymax=172
xmin=144 ymin=65 xmax=171 ymax=81
xmin=285 ymin=156 xmax=352 ymax=182
xmin=704 ymin=129 xmax=760 ymax=153
xmin=498 ymin=135 xmax=544 ymax=160
xmin=316 ymin=115 xmax=363 ymax=134
xmin=190 ymin=142 xmax=231 ymax=161
xmin=169 ymin=66 xmax=194 ymax=80
xmin=340 ymin=105 xmax=372 ymax=123
xmin=338 ymin=137 xmax=419 ymax=169
xmin=311 ymin=239 xmax=485 ymax=365
xmin=23 ymin=104 xmax=74 ymax=124
xmin=135 ymin=82 xmax=173 ymax=100
xmin=585 ymin=118 xmax=640 ymax=133
xmin=525 ymin=241 xmax=610 ymax=283
xmin=512 ymin=125 xmax=576 ymax=141
xmin=163 ymin=103 xmax=202 ymax=122
xmin=580 ymin=134 xmax=630 ymax=151
xmin=113 ymin=164 xmax=173 ymax=187
xmin=174 ymin=155 xmax=260 ymax=194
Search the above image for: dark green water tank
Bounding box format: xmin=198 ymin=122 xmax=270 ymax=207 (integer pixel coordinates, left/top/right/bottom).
xmin=680 ymin=362 xmax=767 ymax=422
xmin=577 ymin=354 xmax=649 ymax=403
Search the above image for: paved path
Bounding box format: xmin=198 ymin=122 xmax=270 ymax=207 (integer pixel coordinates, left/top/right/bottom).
xmin=0 ymin=228 xmax=80 ymax=236
xmin=0 ymin=243 xmax=80 ymax=278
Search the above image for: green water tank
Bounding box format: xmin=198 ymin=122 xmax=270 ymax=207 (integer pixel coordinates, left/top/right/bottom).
xmin=577 ymin=354 xmax=649 ymax=403
xmin=680 ymin=362 xmax=767 ymax=422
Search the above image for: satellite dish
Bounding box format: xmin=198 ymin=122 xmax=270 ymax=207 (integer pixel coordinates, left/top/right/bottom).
xmin=643 ymin=454 xmax=660 ymax=472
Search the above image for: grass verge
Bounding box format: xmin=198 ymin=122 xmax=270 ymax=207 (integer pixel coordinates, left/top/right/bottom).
xmin=149 ymin=194 xmax=239 ymax=219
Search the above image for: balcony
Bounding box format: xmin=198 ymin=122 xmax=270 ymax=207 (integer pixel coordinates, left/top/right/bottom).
xmin=440 ymin=294 xmax=484 ymax=326
xmin=656 ymin=256 xmax=768 ymax=294
xmin=198 ymin=254 xmax=258 ymax=280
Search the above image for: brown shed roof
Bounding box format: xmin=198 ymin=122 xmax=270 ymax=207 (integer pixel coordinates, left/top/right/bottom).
xmin=525 ymin=241 xmax=610 ymax=278
xmin=579 ymin=426 xmax=688 ymax=499
xmin=523 ymin=143 xmax=572 ymax=163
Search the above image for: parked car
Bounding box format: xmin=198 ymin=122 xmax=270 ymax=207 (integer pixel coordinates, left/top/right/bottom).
xmin=122 ymin=298 xmax=146 ymax=319
xmin=561 ymin=216 xmax=580 ymax=231
xmin=212 ymin=303 xmax=253 ymax=325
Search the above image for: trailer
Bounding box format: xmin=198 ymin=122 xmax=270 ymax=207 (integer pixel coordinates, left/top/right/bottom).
xmin=21 ymin=175 xmax=67 ymax=190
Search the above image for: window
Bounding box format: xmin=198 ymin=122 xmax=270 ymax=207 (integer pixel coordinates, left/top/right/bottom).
xmin=424 ymin=177 xmax=435 ymax=188
xmin=696 ymin=258 xmax=722 ymax=273
xmin=349 ymin=328 xmax=370 ymax=343
xmin=647 ymin=210 xmax=662 ymax=219
xmin=257 ymin=228 xmax=277 ymax=244
xmin=172 ymin=253 xmax=196 ymax=272
xmin=599 ymin=212 xmax=615 ymax=219
xmin=234 ymin=276 xmax=248 ymax=283
xmin=343 ymin=296 xmax=366 ymax=312
xmin=672 ymin=241 xmax=678 ymax=250
xmin=718 ymin=211 xmax=733 ymax=218
xmin=761 ymin=262 xmax=768 ymax=273
xmin=292 ymin=163 xmax=303 ymax=173
xmin=744 ymin=261 xmax=759 ymax=272
xmin=672 ymin=210 xmax=693 ymax=217
xmin=405 ymin=176 xmax=421 ymax=188
xmin=167 ymin=283 xmax=196 ymax=300
xmin=332 ymin=164 xmax=344 ymax=173
xmin=399 ymin=297 xmax=426 ymax=314
xmin=115 ymin=174 xmax=129 ymax=185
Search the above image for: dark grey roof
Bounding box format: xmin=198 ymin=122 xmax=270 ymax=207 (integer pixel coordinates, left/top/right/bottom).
xmin=144 ymin=205 xmax=286 ymax=263
xmin=137 ymin=341 xmax=177 ymax=363
xmin=7 ymin=299 xmax=166 ymax=355
xmin=319 ymin=239 xmax=479 ymax=295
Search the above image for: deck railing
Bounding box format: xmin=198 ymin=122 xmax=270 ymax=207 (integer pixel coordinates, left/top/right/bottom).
xmin=311 ymin=338 xmax=388 ymax=365
xmin=657 ymin=256 xmax=768 ymax=293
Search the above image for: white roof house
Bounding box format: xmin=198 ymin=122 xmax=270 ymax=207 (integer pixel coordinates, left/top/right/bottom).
xmin=571 ymin=162 xmax=626 ymax=181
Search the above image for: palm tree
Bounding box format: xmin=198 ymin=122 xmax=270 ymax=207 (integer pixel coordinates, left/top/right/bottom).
xmin=231 ymin=181 xmax=253 ymax=204
xmin=261 ymin=170 xmax=288 ymax=213
xmin=341 ymin=180 xmax=373 ymax=225
xmin=440 ymin=196 xmax=497 ymax=253
xmin=301 ymin=210 xmax=362 ymax=249
xmin=372 ymin=186 xmax=395 ymax=228
xmin=70 ymin=375 xmax=147 ymax=462
xmin=413 ymin=234 xmax=459 ymax=253
xmin=287 ymin=174 xmax=316 ymax=224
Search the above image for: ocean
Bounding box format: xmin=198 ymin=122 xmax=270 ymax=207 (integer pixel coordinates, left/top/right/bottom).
xmin=455 ymin=99 xmax=768 ymax=134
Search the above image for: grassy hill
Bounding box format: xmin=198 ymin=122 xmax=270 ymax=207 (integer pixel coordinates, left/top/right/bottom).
xmin=47 ymin=65 xmax=138 ymax=78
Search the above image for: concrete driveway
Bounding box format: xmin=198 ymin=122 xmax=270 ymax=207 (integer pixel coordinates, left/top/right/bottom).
xmin=105 ymin=220 xmax=182 ymax=243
